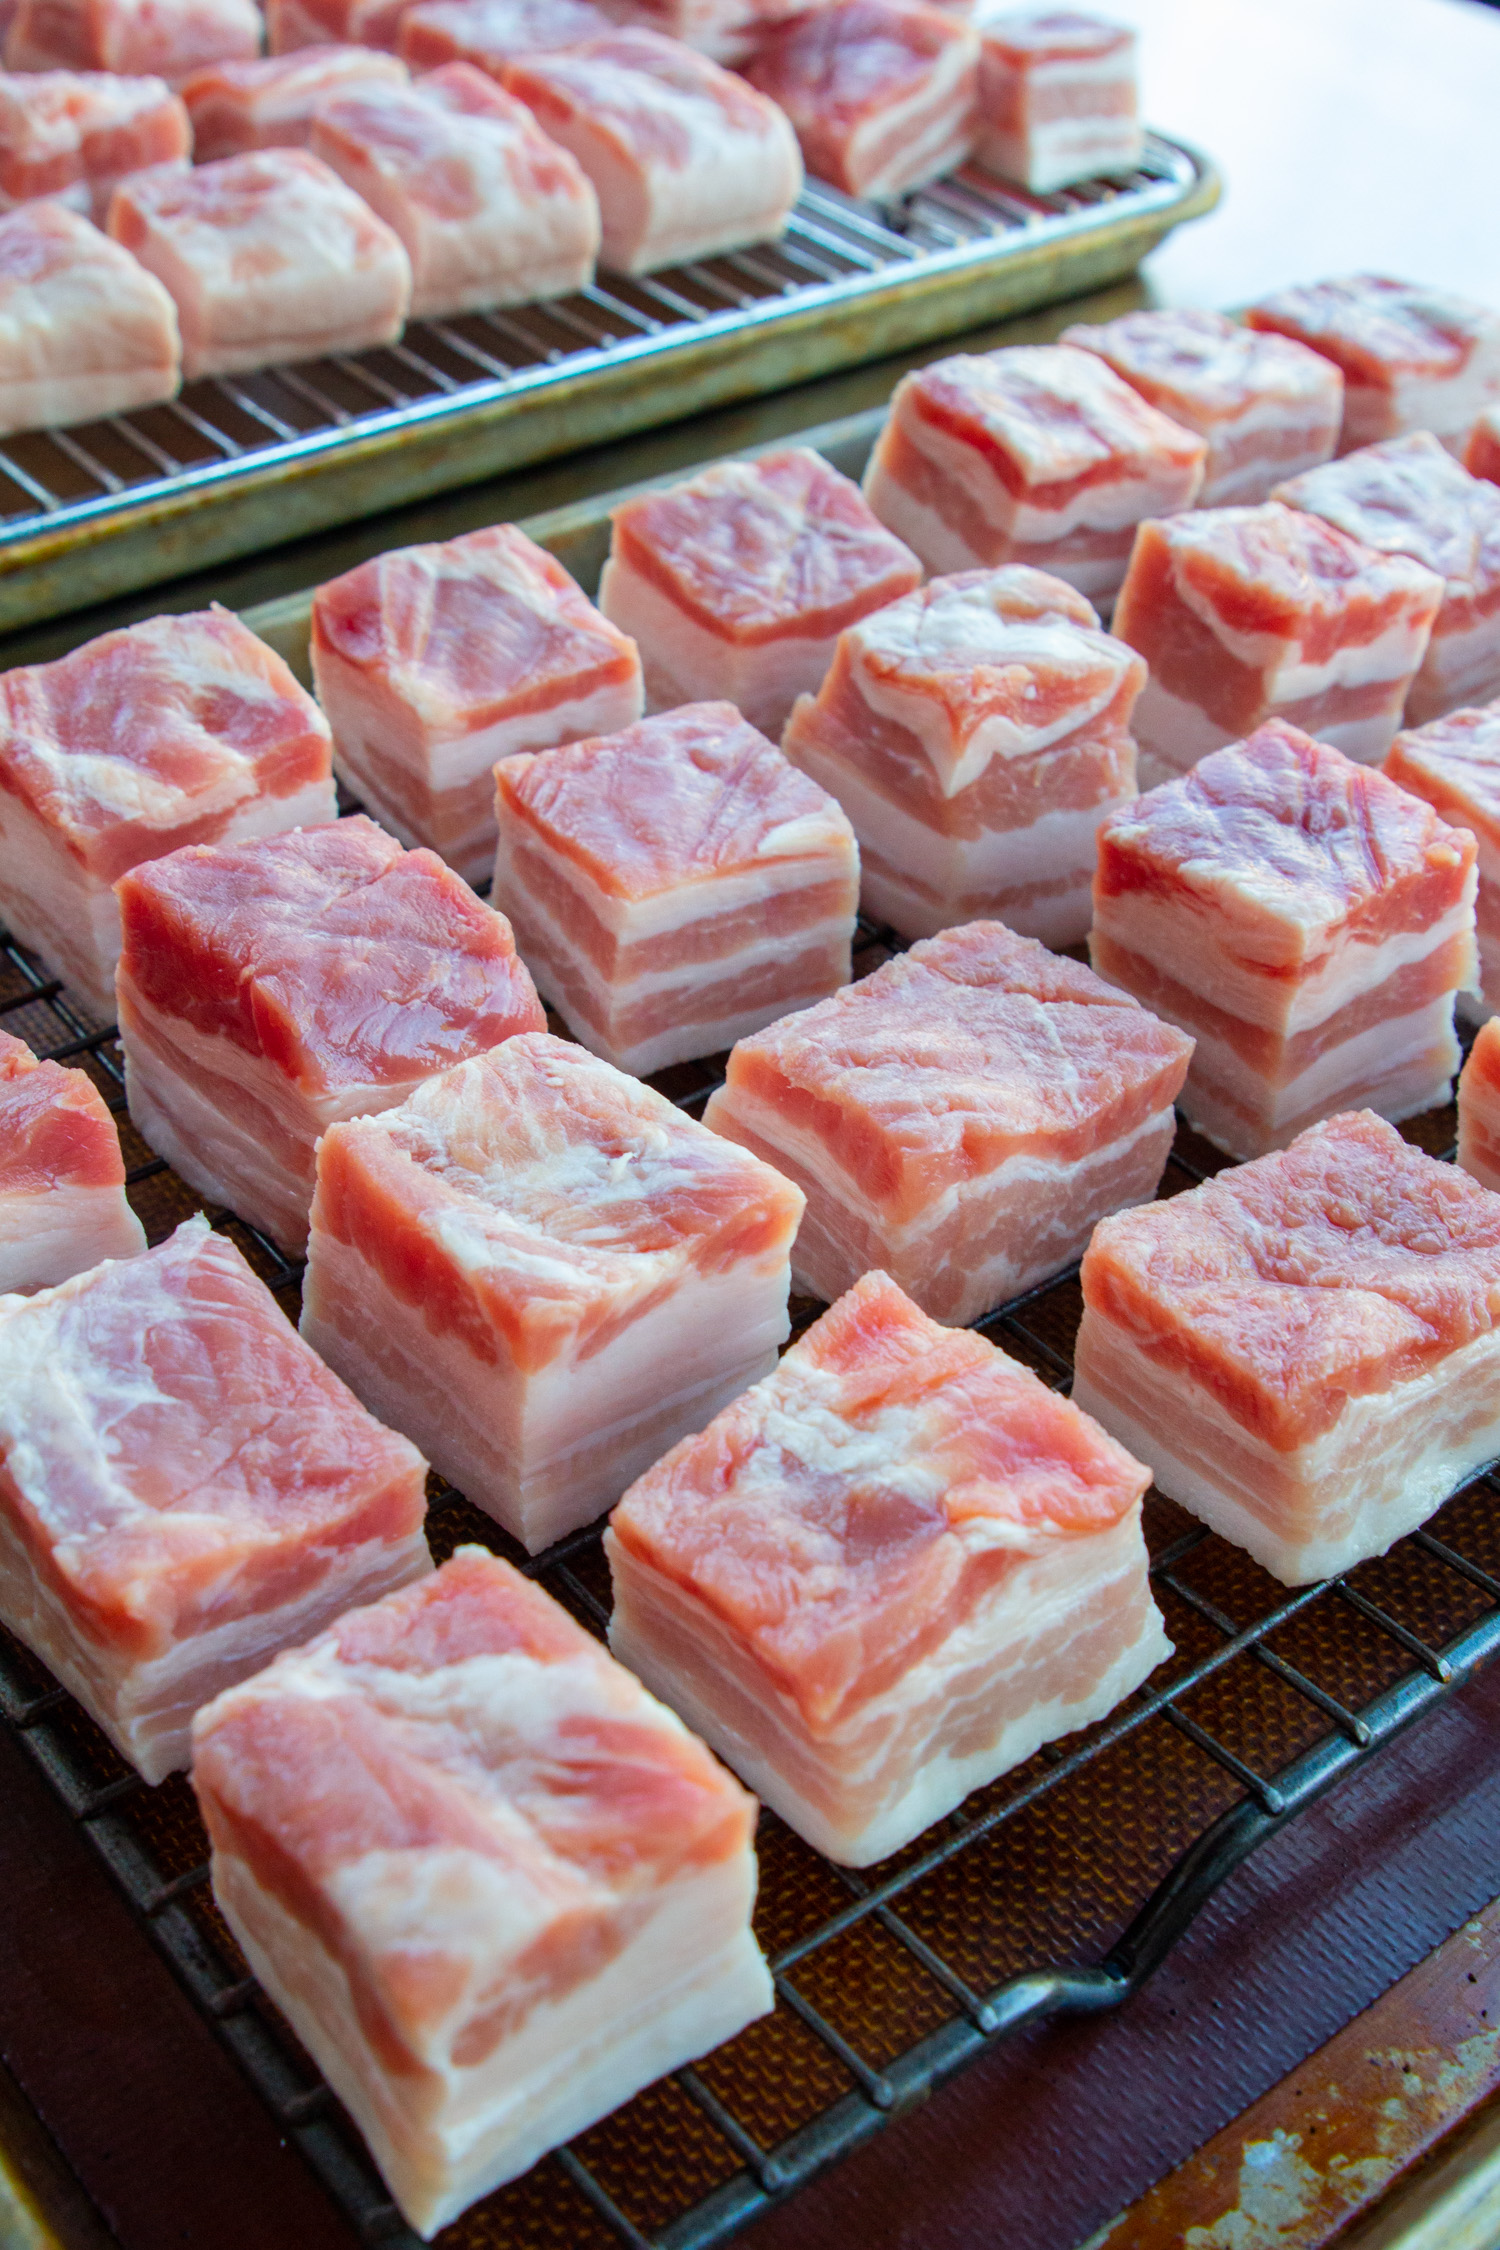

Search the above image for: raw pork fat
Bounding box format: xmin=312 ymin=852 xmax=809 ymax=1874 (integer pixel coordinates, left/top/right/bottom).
xmin=0 ymin=1029 xmax=144 ymax=1292
xmin=4 ymin=0 xmax=259 ymax=79
xmin=1385 ymin=699 xmax=1500 ymax=1020
xmin=1245 ymin=276 xmax=1500 ymax=457
xmin=972 ymin=6 xmax=1139 ymax=193
xmin=182 ymin=47 xmax=409 ymax=161
xmin=1458 ymin=1018 xmax=1500 ymax=1193
xmin=0 ymin=69 xmax=188 ymax=216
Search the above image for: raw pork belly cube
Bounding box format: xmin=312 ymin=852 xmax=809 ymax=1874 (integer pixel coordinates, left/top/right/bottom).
xmin=703 ymin=919 xmax=1193 ymax=1323
xmin=1060 ymin=308 xmax=1343 ymax=507
xmin=4 ymin=0 xmax=259 ymax=79
xmin=265 ymin=0 xmax=416 ymax=47
xmin=0 ymin=69 xmax=189 ymax=217
xmin=192 ymin=1549 xmax=771 ymax=2237
xmin=0 ymin=1215 xmax=430 ymax=1783
xmin=301 ymin=1032 xmax=804 ymax=1550
xmin=862 ymin=345 xmax=1207 ymax=601
xmin=0 ymin=604 xmax=334 ymax=1020
xmin=398 ymin=0 xmax=618 ymax=73
xmin=0 ymin=201 xmax=179 ymax=438
xmin=0 ymin=1030 xmax=144 ymax=1292
xmin=1112 ymin=500 xmax=1445 ymax=786
xmin=1467 ymin=406 xmax=1500 ymax=489
xmin=972 ymin=6 xmax=1139 ymax=193
xmin=782 ymin=563 xmax=1144 ymax=946
xmin=1073 ymin=1111 xmax=1500 ymax=1585
xmin=742 ymin=0 xmax=980 ymax=203
xmin=501 ymin=29 xmax=802 ymax=276
xmin=493 ymin=701 xmax=859 ymax=1074
xmin=1386 ymin=700 xmax=1500 ymax=1021
xmin=1458 ymin=1019 xmax=1500 ymax=1193
xmin=1275 ymin=435 xmax=1500 ymax=725
xmin=607 ymin=1268 xmax=1169 ymax=1866
xmin=109 ymin=149 xmax=412 ymax=381
xmin=1090 ymin=720 xmax=1477 ymax=1161
xmin=598 ymin=447 xmax=921 ymax=737
xmin=1245 ymin=276 xmax=1500 ymax=457
xmin=181 ymin=47 xmax=409 ymax=162
xmin=311 ymin=523 xmax=642 ymax=885
xmin=115 ymin=815 xmax=545 ymax=1251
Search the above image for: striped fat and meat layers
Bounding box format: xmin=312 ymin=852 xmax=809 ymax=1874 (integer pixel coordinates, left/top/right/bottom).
xmin=493 ymin=701 xmax=858 ymax=1076
xmin=1458 ymin=1018 xmax=1500 ymax=1194
xmin=1245 ymin=275 xmax=1500 ymax=457
xmin=1467 ymin=406 xmax=1500 ymax=490
xmin=703 ymin=918 xmax=1193 ymax=1325
xmin=0 ymin=68 xmax=188 ymax=216
xmin=607 ymin=1267 xmax=1168 ymax=1866
xmin=398 ymin=0 xmax=617 ymax=73
xmin=604 ymin=0 xmax=805 ymax=65
xmin=0 ymin=200 xmax=179 ymax=437
xmin=182 ymin=46 xmax=410 ymax=161
xmin=0 ymin=1029 xmax=144 ymax=1292
xmin=4 ymin=0 xmax=259 ymax=79
xmin=1073 ymin=1110 xmax=1500 ymax=1585
xmin=266 ymin=0 xmax=424 ymax=52
xmin=114 ymin=815 xmax=545 ymax=1253
xmin=301 ymin=1031 xmax=804 ymax=1552
xmin=971 ymin=6 xmax=1139 ymax=194
xmin=1386 ymin=699 xmax=1500 ymax=1020
xmin=1090 ymin=721 xmax=1478 ymax=1161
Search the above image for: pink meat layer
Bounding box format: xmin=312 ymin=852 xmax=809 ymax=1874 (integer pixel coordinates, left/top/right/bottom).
xmin=973 ymin=6 xmax=1140 ymax=194
xmin=1468 ymin=408 xmax=1500 ymax=491
xmin=1245 ymin=275 xmax=1500 ymax=455
xmin=4 ymin=0 xmax=259 ymax=78
xmin=181 ymin=47 xmax=410 ymax=162
xmin=398 ymin=0 xmax=617 ymax=73
xmin=0 ymin=68 xmax=188 ymax=215
xmin=1386 ymin=700 xmax=1500 ymax=1014
xmin=0 ymin=201 xmax=180 ymax=438
xmin=0 ymin=1028 xmax=144 ymax=1291
xmin=1459 ymin=1018 xmax=1500 ymax=1193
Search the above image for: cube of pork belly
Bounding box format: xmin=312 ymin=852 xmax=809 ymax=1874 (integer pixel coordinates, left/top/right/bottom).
xmin=971 ymin=6 xmax=1138 ymax=194
xmin=862 ymin=344 xmax=1206 ymax=601
xmin=1060 ymin=308 xmax=1343 ymax=507
xmin=782 ymin=563 xmax=1143 ymax=947
xmin=1458 ymin=1018 xmax=1500 ymax=1193
xmin=181 ymin=47 xmax=409 ymax=162
xmin=1112 ymin=501 xmax=1444 ymax=786
xmin=0 ymin=70 xmax=189 ymax=218
xmin=1385 ymin=700 xmax=1500 ymax=1021
xmin=1073 ymin=1111 xmax=1500 ymax=1584
xmin=703 ymin=918 xmax=1193 ymax=1323
xmin=312 ymin=523 xmax=642 ymax=886
xmin=1245 ymin=276 xmax=1500 ymax=457
xmin=1090 ymin=721 xmax=1477 ymax=1161
xmin=1467 ymin=406 xmax=1500 ymax=489
xmin=501 ymin=28 xmax=802 ymax=276
xmin=4 ymin=0 xmax=259 ymax=79
xmin=302 ymin=1033 xmax=804 ymax=1550
xmin=0 ymin=604 xmax=334 ymax=1020
xmin=0 ymin=1030 xmax=144 ymax=1292
xmin=607 ymin=1268 xmax=1169 ymax=1865
xmin=398 ymin=0 xmax=618 ymax=74
xmin=109 ymin=149 xmax=412 ymax=382
xmin=493 ymin=702 xmax=858 ymax=1074
xmin=116 ymin=815 xmax=545 ymax=1252
xmin=0 ymin=1216 xmax=430 ymax=1782
xmin=0 ymin=201 xmax=179 ymax=439
xmin=598 ymin=447 xmax=921 ymax=737
xmin=192 ymin=1550 xmax=771 ymax=2236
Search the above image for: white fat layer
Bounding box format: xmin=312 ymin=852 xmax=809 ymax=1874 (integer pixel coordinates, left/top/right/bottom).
xmin=1387 ymin=345 xmax=1500 ymax=446
xmin=0 ymin=1186 xmax=145 ymax=1294
xmin=1405 ymin=616 xmax=1500 ymax=723
xmin=1127 ymin=677 xmax=1238 ymax=780
xmin=1179 ymin=992 xmax=1460 ymax=1136
xmin=597 ymin=553 xmax=846 ymax=737
xmin=976 ymin=115 xmax=1142 ymax=195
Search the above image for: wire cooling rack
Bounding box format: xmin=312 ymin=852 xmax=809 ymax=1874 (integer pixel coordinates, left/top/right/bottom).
xmin=2 ymin=911 xmax=1499 ymax=2250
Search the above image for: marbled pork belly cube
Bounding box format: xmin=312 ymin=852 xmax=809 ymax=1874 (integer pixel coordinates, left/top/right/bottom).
xmin=972 ymin=5 xmax=1138 ymax=193
xmin=0 ymin=201 xmax=179 ymax=440
xmin=4 ymin=0 xmax=259 ymax=79
xmin=0 ymin=69 xmax=188 ymax=217
xmin=301 ymin=1033 xmax=804 ymax=1550
xmin=0 ymin=1029 xmax=144 ymax=1291
xmin=115 ymin=815 xmax=545 ymax=1252
xmin=493 ymin=702 xmax=857 ymax=1075
xmin=1466 ymin=406 xmax=1500 ymax=490
xmin=703 ymin=918 xmax=1193 ymax=1324
xmin=781 ymin=563 xmax=1143 ymax=946
xmin=1458 ymin=1018 xmax=1500 ymax=1194
xmin=399 ymin=0 xmax=616 ymax=74
xmin=1387 ymin=700 xmax=1500 ymax=1020
xmin=1090 ymin=721 xmax=1477 ymax=1161
xmin=861 ymin=344 xmax=1206 ymax=601
xmin=607 ymin=1268 xmax=1168 ymax=1866
xmin=1245 ymin=276 xmax=1500 ymax=458
xmin=181 ymin=46 xmax=409 ymax=161
xmin=0 ymin=1215 xmax=430 ymax=1782
xmin=0 ymin=603 xmax=334 ymax=1019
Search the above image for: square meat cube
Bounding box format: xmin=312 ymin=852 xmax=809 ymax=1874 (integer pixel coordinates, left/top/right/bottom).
xmin=181 ymin=47 xmax=409 ymax=162
xmin=1458 ymin=1018 xmax=1500 ymax=1194
xmin=1466 ymin=406 xmax=1500 ymax=489
xmin=311 ymin=522 xmax=642 ymax=885
xmin=0 ymin=1029 xmax=144 ymax=1291
xmin=493 ymin=702 xmax=858 ymax=1074
xmin=0 ymin=69 xmax=189 ymax=218
xmin=598 ymin=447 xmax=921 ymax=738
xmin=192 ymin=1549 xmax=771 ymax=2237
xmin=265 ymin=0 xmax=416 ymax=47
xmin=1245 ymin=276 xmax=1500 ymax=457
xmin=398 ymin=0 xmax=618 ymax=74
xmin=4 ymin=0 xmax=259 ymax=79
xmin=301 ymin=1032 xmax=804 ymax=1550
xmin=1073 ymin=1110 xmax=1500 ymax=1584
xmin=109 ymin=148 xmax=412 ymax=381
xmin=1113 ymin=501 xmax=1445 ymax=786
xmin=0 ymin=1215 xmax=430 ymax=1782
xmin=115 ymin=815 xmax=546 ymax=1252
xmin=607 ymin=1267 xmax=1169 ymax=1865
xmin=704 ymin=919 xmax=1193 ymax=1323
xmin=862 ymin=344 xmax=1206 ymax=601
xmin=596 ymin=0 xmax=803 ymax=63
xmin=1385 ymin=700 xmax=1500 ymax=1020
xmin=972 ymin=6 xmax=1139 ymax=193
xmin=0 ymin=605 xmax=334 ymax=1020
xmin=501 ymin=29 xmax=802 ymax=275
xmin=1090 ymin=721 xmax=1477 ymax=1161
xmin=782 ymin=563 xmax=1144 ymax=946
xmin=1060 ymin=308 xmax=1343 ymax=507
xmin=0 ymin=201 xmax=179 ymax=438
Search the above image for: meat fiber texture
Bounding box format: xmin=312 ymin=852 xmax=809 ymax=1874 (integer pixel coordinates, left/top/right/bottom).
xmin=781 ymin=562 xmax=1144 ymax=947
xmin=1386 ymin=700 xmax=1500 ymax=1022
xmin=109 ymin=148 xmax=413 ymax=382
xmin=501 ymin=28 xmax=802 ymax=275
xmin=182 ymin=46 xmax=409 ymax=162
xmin=0 ymin=69 xmax=189 ymax=217
xmin=310 ymin=64 xmax=600 ymax=324
xmin=1090 ymin=720 xmax=1478 ymax=1162
xmin=0 ymin=1215 xmax=431 ymax=1782
xmin=493 ymin=701 xmax=858 ymax=1074
xmin=598 ymin=447 xmax=921 ymax=738
xmin=1112 ymin=500 xmax=1445 ymax=788
xmin=312 ymin=522 xmax=642 ymax=886
xmin=743 ymin=0 xmax=980 ymax=204
xmin=301 ymin=1032 xmax=804 ymax=1551
xmin=1245 ymin=276 xmax=1500 ymax=459
xmin=607 ymin=1267 xmax=1168 ymax=1866
xmin=0 ymin=200 xmax=179 ymax=438
xmin=115 ymin=815 xmax=545 ymax=1252
xmin=398 ymin=0 xmax=619 ymax=74
xmin=1467 ymin=407 xmax=1500 ymax=491
xmin=191 ymin=1547 xmax=772 ymax=2236
xmin=703 ymin=919 xmax=1193 ymax=1324
xmin=862 ymin=344 xmax=1207 ymax=602
xmin=1060 ymin=308 xmax=1343 ymax=507
xmin=0 ymin=1029 xmax=144 ymax=1292
xmin=4 ymin=0 xmax=259 ymax=79
xmin=1073 ymin=1110 xmax=1500 ymax=1585
xmin=1458 ymin=1018 xmax=1500 ymax=1194
xmin=972 ymin=5 xmax=1139 ymax=194
xmin=0 ymin=604 xmax=334 ymax=1021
